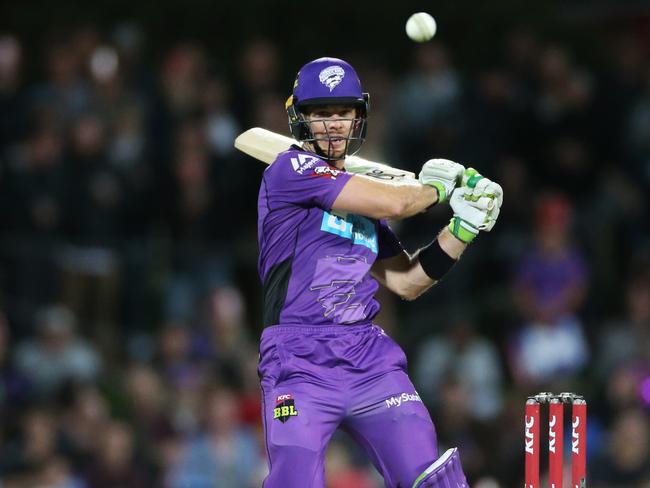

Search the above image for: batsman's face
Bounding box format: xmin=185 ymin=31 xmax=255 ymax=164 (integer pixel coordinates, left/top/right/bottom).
xmin=304 ymin=105 xmax=357 ymax=160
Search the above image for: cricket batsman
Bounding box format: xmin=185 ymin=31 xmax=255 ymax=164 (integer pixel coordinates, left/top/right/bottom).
xmin=257 ymin=57 xmax=502 ymax=487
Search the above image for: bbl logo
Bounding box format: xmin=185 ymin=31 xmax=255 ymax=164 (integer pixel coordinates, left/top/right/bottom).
xmin=274 ymin=394 xmax=299 ymax=423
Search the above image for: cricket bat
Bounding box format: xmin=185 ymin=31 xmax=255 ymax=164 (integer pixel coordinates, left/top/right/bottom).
xmin=234 ymin=127 xmax=418 ymax=184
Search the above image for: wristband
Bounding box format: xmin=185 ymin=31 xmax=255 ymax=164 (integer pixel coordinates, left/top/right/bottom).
xmin=417 ymin=238 xmax=457 ymax=281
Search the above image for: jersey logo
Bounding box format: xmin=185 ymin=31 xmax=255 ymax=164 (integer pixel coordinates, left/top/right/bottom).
xmin=312 ymin=165 xmax=341 ymax=179
xmin=310 ymin=255 xmax=370 ymax=323
xmin=274 ymin=394 xmax=299 ymax=423
xmin=290 ymin=154 xmax=319 ymax=174
xmin=319 ymin=65 xmax=345 ymax=92
xmin=320 ymin=211 xmax=377 ymax=252
xmin=385 ymin=392 xmax=422 ymax=409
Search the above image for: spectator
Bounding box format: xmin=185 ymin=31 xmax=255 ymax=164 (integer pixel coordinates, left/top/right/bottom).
xmin=624 ymin=66 xmax=650 ymax=194
xmin=507 ymin=193 xmax=589 ymax=386
xmin=59 ymin=385 xmax=110 ymax=471
xmin=34 ymin=455 xmax=86 ymax=488
xmin=202 ymin=73 xmax=239 ymax=159
xmin=206 ymin=285 xmax=252 ymax=364
xmin=0 ymin=310 xmax=32 ymax=420
xmin=232 ymin=39 xmax=282 ymax=127
xmin=28 ymin=36 xmax=91 ymax=124
xmin=165 ymin=386 xmax=263 ymax=488
xmin=163 ymin=132 xmax=236 ymax=325
xmin=432 ymin=378 xmax=498 ymax=482
xmin=591 ymin=408 xmax=650 ymax=486
xmin=66 ymin=112 xmax=126 ymax=243
xmin=0 ymin=408 xmax=61 ymax=477
xmin=9 ymin=126 xmax=68 ymax=237
xmin=83 ymin=420 xmax=151 ymax=487
xmin=325 ymin=439 xmax=378 ymax=488
xmin=596 ymin=268 xmax=650 ymax=382
xmin=123 ymin=363 xmax=174 ymax=475
xmin=158 ymin=324 xmax=204 ymax=389
xmin=459 ymin=68 xmax=519 ymax=171
xmin=0 ymin=35 xmax=27 ymax=152
xmin=388 ymin=42 xmax=462 ymax=169
xmin=13 ymin=305 xmax=101 ymax=397
xmin=414 ymin=310 xmax=505 ymax=421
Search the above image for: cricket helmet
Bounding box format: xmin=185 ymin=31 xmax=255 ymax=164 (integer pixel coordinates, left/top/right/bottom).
xmin=286 ymin=57 xmax=369 ymax=159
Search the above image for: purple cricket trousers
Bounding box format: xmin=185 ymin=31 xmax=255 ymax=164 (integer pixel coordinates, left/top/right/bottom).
xmin=258 ymin=323 xmax=439 ymax=488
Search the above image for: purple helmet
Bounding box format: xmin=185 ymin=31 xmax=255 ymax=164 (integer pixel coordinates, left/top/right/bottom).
xmin=286 ymin=57 xmax=369 ymax=159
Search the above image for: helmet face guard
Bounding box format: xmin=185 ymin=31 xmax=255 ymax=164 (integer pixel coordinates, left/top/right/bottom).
xmin=287 ymin=98 xmax=368 ymax=161
xmin=286 ymin=57 xmax=369 ymax=160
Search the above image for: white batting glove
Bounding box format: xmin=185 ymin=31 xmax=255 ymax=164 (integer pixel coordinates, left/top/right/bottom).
xmin=448 ymin=185 xmax=503 ymax=243
xmin=457 ymin=167 xmax=503 ymax=232
xmin=461 ymin=168 xmax=503 ymax=213
xmin=418 ymin=159 xmax=465 ymax=203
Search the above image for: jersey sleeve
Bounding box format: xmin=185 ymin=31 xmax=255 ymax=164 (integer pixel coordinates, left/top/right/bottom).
xmin=377 ymin=219 xmax=404 ymax=260
xmin=264 ymin=150 xmax=353 ymax=210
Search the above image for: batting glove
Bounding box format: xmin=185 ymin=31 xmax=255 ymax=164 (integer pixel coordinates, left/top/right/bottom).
xmin=461 ymin=168 xmax=503 ymax=207
xmin=448 ymin=184 xmax=502 ymax=243
xmin=457 ymin=167 xmax=503 ymax=232
xmin=418 ymin=159 xmax=465 ymax=203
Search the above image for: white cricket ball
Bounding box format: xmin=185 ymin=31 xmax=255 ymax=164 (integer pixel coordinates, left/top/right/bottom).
xmin=405 ymin=12 xmax=437 ymax=43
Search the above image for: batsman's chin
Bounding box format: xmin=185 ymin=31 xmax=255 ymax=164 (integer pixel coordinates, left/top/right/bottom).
xmin=324 ymin=142 xmax=347 ymax=159
xmin=328 ymin=150 xmax=347 ymax=161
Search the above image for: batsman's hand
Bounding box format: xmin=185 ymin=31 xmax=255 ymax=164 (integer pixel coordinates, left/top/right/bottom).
xmin=460 ymin=168 xmax=503 ymax=221
xmin=418 ymin=159 xmax=465 ymax=204
xmin=448 ymin=172 xmax=503 ymax=243
xmin=456 ymin=167 xmax=503 ymax=231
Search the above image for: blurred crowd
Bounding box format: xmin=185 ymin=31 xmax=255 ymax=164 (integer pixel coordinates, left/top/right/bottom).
xmin=0 ymin=19 xmax=649 ymax=488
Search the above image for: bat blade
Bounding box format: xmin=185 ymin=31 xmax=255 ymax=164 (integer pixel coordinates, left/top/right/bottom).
xmin=234 ymin=127 xmax=292 ymax=165
xmin=234 ymin=127 xmax=417 ymax=184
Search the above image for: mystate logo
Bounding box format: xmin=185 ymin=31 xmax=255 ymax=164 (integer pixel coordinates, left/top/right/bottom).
xmin=385 ymin=392 xmax=422 ymax=409
xmin=319 ymin=65 xmax=345 ymax=92
xmin=290 ymin=153 xmax=319 ymax=174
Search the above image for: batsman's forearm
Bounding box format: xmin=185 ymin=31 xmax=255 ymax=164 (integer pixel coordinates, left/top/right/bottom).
xmin=390 ymin=182 xmax=439 ymax=219
xmin=388 ymin=230 xmax=463 ymax=300
xmin=333 ymin=175 xmax=438 ymax=220
xmin=375 ymin=252 xmax=436 ymax=301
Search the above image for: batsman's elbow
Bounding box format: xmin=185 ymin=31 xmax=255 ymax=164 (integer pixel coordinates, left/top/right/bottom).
xmin=382 ymin=197 xmax=414 ymax=220
xmin=399 ymin=291 xmax=419 ymax=301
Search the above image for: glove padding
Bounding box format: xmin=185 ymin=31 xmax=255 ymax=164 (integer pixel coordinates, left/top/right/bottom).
xmin=419 ymin=159 xmax=465 ymax=203
xmin=461 ymin=168 xmax=503 ymax=216
xmin=448 ymin=180 xmax=503 ymax=243
xmin=457 ymin=168 xmax=503 ymax=232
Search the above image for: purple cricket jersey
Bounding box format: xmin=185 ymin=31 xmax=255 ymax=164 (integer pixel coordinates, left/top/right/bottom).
xmin=257 ymin=146 xmax=403 ymax=327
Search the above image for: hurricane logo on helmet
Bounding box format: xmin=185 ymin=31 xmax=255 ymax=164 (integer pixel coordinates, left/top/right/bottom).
xmin=318 ymin=66 xmax=345 ymax=92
